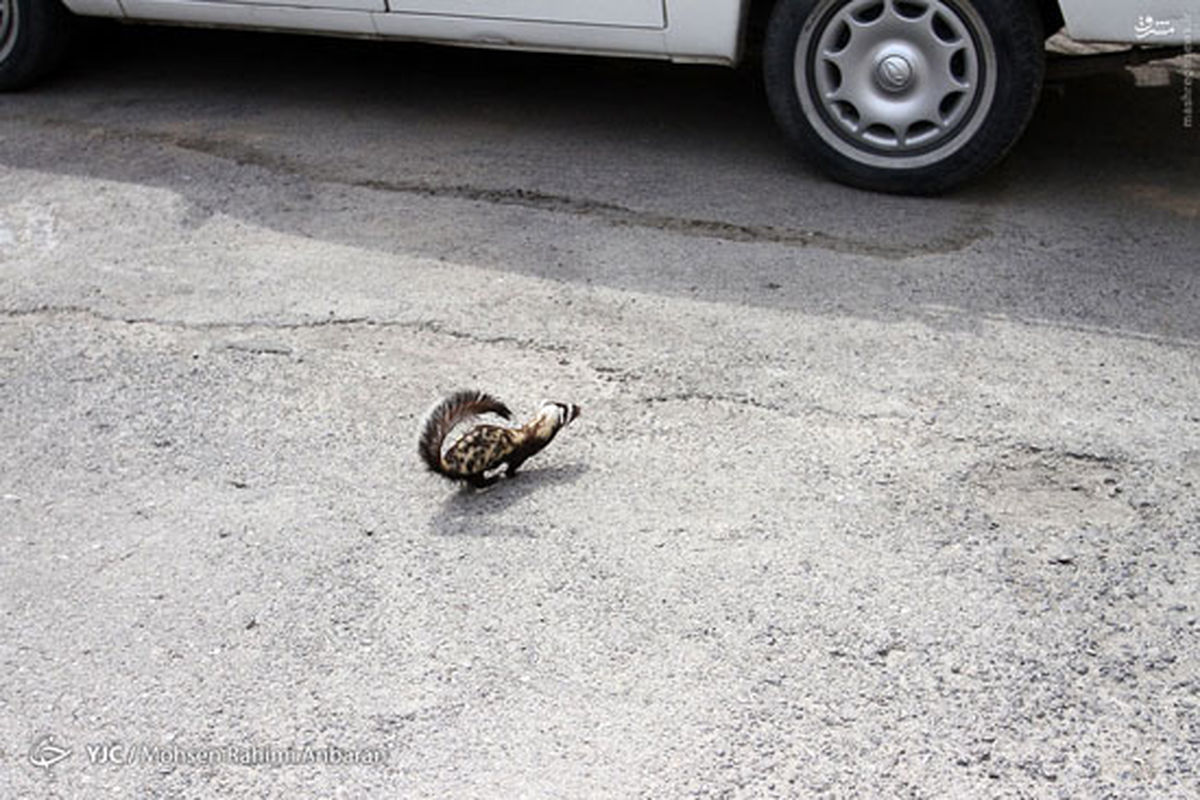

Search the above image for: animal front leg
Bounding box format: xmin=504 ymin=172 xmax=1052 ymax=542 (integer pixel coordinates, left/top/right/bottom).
xmin=467 ymin=473 xmax=501 ymax=489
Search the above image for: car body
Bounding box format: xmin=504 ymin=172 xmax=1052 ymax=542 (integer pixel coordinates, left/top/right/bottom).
xmin=4 ymin=0 xmax=1194 ymax=192
xmin=51 ymin=0 xmax=1199 ymax=61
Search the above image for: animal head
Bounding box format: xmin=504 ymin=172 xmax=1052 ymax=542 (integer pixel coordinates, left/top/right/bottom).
xmin=538 ymin=400 xmax=581 ymax=429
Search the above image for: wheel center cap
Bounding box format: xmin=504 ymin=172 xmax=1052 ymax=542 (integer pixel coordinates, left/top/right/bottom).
xmin=876 ymin=54 xmax=914 ymax=93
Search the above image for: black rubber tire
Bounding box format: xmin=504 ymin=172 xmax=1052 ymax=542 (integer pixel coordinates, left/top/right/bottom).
xmin=0 ymin=0 xmax=72 ymax=91
xmin=763 ymin=0 xmax=1044 ymax=195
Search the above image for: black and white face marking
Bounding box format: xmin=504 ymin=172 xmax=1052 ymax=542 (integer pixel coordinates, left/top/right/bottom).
xmin=539 ymin=401 xmax=581 ymax=428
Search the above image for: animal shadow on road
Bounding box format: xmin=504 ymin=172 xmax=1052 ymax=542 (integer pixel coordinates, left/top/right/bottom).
xmin=429 ymin=463 xmax=589 ymax=537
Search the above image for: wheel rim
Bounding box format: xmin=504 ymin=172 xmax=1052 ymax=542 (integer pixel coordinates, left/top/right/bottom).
xmin=0 ymin=0 xmax=17 ymax=65
xmin=795 ymin=0 xmax=997 ymax=169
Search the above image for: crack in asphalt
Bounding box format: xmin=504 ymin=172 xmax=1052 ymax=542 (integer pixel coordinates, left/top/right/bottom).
xmin=4 ymin=308 xmax=1185 ymax=470
xmin=0 ymin=305 xmax=565 ymax=353
xmin=641 ymin=391 xmax=924 ymax=425
xmin=348 ymin=175 xmax=991 ymax=259
xmin=7 ymin=116 xmax=992 ymax=259
xmin=175 ymin=135 xmax=992 ymax=259
xmin=0 ymin=304 xmax=371 ymax=330
xmin=643 ymin=391 xmax=783 ymax=413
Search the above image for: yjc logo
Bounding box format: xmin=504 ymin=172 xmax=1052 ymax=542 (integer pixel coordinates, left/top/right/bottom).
xmin=28 ymin=734 xmax=72 ymax=770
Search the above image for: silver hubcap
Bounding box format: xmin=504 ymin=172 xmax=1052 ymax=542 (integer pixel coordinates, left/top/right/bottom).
xmin=1 ymin=0 xmax=17 ymax=64
xmin=796 ymin=0 xmax=997 ymax=168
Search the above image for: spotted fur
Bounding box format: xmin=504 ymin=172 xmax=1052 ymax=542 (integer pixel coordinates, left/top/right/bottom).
xmin=418 ymin=391 xmax=580 ymax=489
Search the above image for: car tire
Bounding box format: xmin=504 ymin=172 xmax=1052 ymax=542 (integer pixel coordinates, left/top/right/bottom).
xmin=0 ymin=0 xmax=72 ymax=91
xmin=763 ymin=0 xmax=1044 ymax=194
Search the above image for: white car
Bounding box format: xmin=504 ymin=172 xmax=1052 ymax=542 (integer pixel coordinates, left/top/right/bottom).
xmin=1 ymin=0 xmax=1193 ymax=192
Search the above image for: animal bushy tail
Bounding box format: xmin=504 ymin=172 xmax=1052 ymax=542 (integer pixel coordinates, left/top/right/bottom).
xmin=418 ymin=389 xmax=512 ymax=475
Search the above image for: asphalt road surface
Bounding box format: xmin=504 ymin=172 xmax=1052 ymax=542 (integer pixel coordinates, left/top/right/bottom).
xmin=2 ymin=24 xmax=1198 ymax=798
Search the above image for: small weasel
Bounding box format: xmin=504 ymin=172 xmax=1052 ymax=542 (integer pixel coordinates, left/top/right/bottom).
xmin=418 ymin=389 xmax=581 ymax=489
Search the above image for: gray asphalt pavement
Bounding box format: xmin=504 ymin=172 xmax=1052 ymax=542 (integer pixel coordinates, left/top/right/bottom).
xmin=1 ymin=25 xmax=1198 ymax=798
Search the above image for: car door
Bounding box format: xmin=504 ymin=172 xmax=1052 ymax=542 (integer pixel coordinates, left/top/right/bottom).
xmin=386 ymin=0 xmax=665 ymax=28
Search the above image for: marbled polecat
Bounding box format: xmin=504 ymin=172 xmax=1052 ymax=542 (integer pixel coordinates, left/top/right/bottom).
xmin=418 ymin=389 xmax=580 ymax=488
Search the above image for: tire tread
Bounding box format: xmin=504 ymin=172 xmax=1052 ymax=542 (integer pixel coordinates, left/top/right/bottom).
xmin=0 ymin=0 xmax=73 ymax=92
